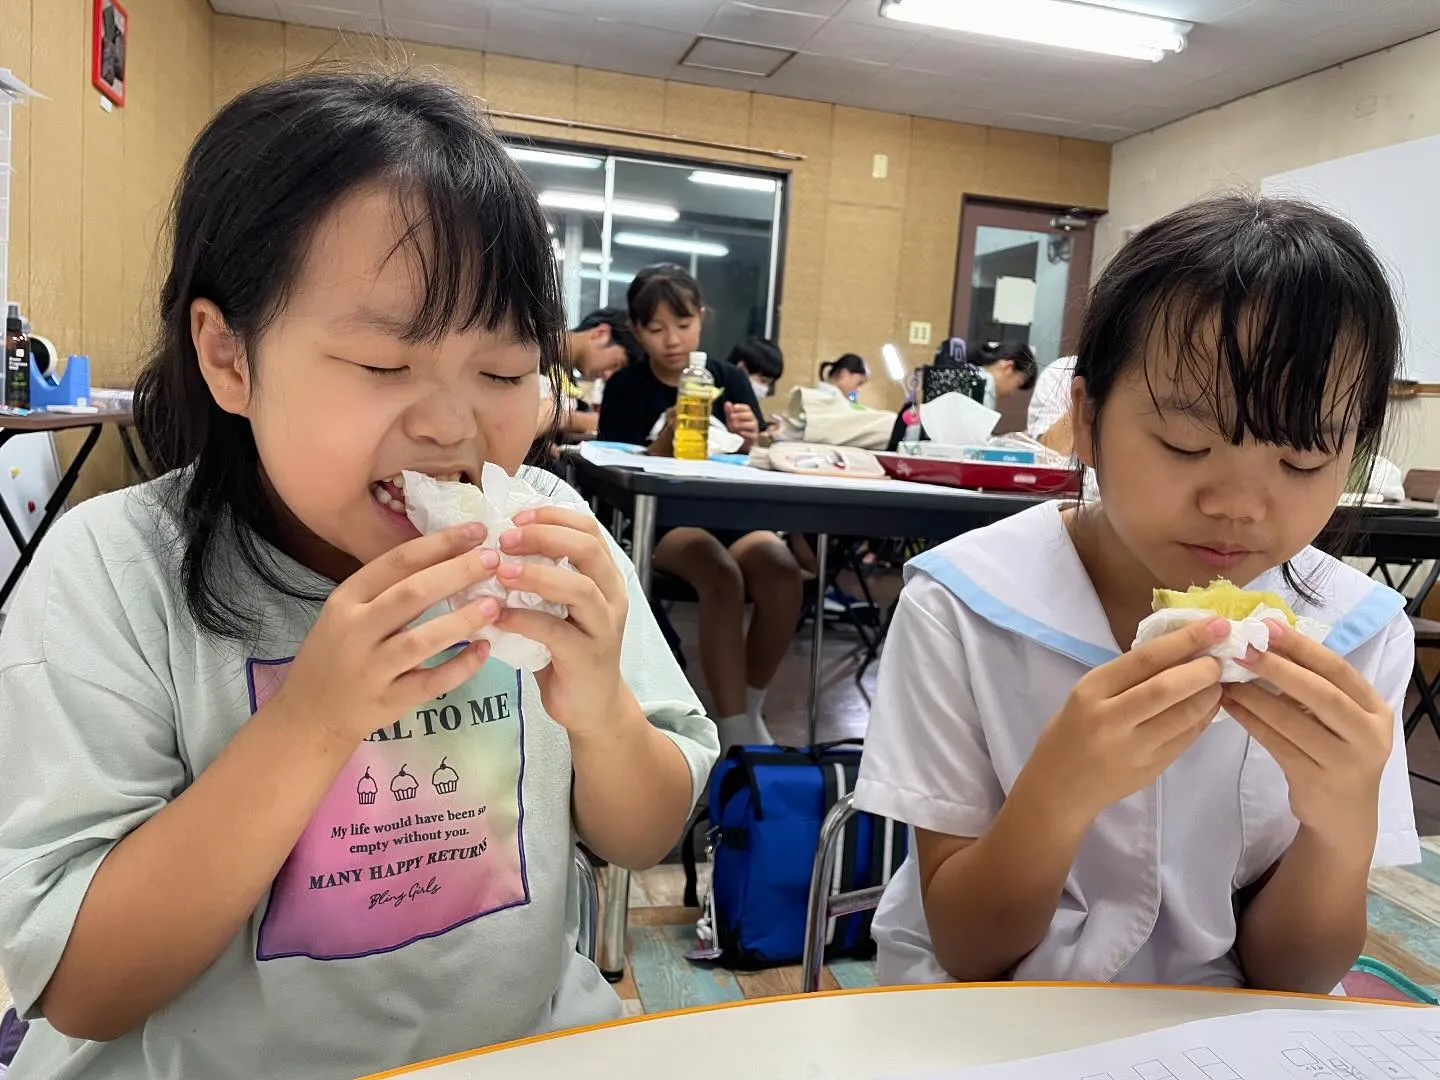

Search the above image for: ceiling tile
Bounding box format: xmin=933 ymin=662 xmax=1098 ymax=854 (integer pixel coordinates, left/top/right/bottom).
xmin=485 ymin=2 xmax=591 ymax=64
xmin=704 ymin=1 xmax=825 ymax=50
xmin=487 ymin=0 xmax=722 ymax=34
xmin=381 ymin=0 xmax=487 ymax=26
xmin=683 ymin=37 xmax=794 ymax=75
xmin=758 ymin=51 xmax=883 ymax=97
xmin=212 ymin=0 xmax=282 ymax=16
xmin=582 ymin=21 xmax=695 ymax=79
xmin=801 ymin=16 xmax=920 ymax=63
xmin=742 ymin=0 xmax=849 ymax=15
xmin=383 ymin=16 xmax=491 ymax=51
xmin=666 ymin=64 xmax=764 ymax=91
xmin=276 ymin=1 xmax=384 ymax=31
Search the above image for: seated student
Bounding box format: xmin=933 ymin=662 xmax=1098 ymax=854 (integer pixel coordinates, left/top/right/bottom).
xmin=1027 ymin=354 xmax=1078 ymax=454
xmin=0 ymin=71 xmax=717 ymax=1078
xmin=854 ymin=193 xmax=1418 ymax=993
xmin=968 ymin=340 xmax=1038 ymax=410
xmin=599 ymin=265 xmax=805 ymax=751
xmin=728 ymin=337 xmax=784 ymax=402
xmin=541 ymin=312 xmax=632 ymax=439
xmin=817 ymin=353 xmax=869 ymax=400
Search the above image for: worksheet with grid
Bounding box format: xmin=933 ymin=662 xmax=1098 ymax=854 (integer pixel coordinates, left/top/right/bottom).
xmin=896 ymin=1007 xmax=1440 ymax=1080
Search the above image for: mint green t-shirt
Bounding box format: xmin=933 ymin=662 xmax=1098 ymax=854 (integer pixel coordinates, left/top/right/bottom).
xmin=0 ymin=468 xmax=717 ymax=1079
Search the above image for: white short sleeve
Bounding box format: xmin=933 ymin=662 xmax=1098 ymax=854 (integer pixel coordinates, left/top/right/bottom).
xmin=0 ymin=516 xmax=185 ymax=1019
xmin=1026 ymin=356 xmax=1075 ymax=437
xmin=853 ymin=575 xmax=1003 ymax=838
xmin=521 ymin=468 xmax=718 ymax=805
xmin=1370 ymin=614 xmax=1421 ymax=868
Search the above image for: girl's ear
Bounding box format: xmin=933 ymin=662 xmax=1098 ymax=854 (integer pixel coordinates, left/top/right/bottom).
xmin=191 ymin=299 xmax=251 ymax=417
xmin=1071 ymin=375 xmax=1098 ymax=469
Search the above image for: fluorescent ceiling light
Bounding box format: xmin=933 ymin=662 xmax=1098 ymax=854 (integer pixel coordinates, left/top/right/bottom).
xmin=581 ymin=250 xmax=604 ymax=265
xmin=613 ymin=232 xmax=729 ymax=258
xmin=879 ymin=0 xmax=1189 ymax=63
xmin=580 ymin=269 xmax=640 ymax=284
xmin=689 ymin=170 xmax=778 ymax=193
xmin=882 ymin=343 xmax=907 ymax=383
xmin=507 ymin=147 xmax=603 ymax=169
xmin=538 ymin=191 xmax=679 ymax=223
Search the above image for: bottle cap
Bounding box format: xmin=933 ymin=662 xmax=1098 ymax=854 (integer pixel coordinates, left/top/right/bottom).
xmin=689 ymin=351 xmax=707 ymax=364
xmin=5 ymin=304 xmax=20 ymax=331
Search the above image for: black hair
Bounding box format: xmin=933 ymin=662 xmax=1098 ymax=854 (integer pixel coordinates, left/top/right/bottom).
xmin=1073 ymin=191 xmax=1401 ymax=597
xmin=819 ymin=353 xmax=868 ymax=382
xmin=575 ymin=306 xmax=644 ymax=367
xmin=970 ymin=340 xmax=1038 ymax=391
xmin=134 ymin=69 xmax=565 ymax=640
xmin=627 ymin=264 xmax=703 ymax=328
xmin=728 ymin=337 xmax=784 ymax=381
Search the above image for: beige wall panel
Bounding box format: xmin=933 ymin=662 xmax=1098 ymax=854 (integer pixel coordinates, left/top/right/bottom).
xmin=829 ymin=105 xmax=910 ymax=209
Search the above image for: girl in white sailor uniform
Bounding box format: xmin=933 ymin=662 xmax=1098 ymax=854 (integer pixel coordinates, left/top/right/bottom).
xmin=854 ymin=193 xmax=1420 ymax=994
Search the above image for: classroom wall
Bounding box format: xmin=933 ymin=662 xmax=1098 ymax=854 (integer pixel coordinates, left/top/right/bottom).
xmin=0 ymin=0 xmax=214 ymax=497
xmin=1099 ymin=30 xmax=1440 ymax=475
xmin=211 ymin=15 xmax=1112 ymax=412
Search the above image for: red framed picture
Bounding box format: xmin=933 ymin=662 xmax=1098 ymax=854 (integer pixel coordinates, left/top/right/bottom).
xmin=92 ymin=0 xmax=128 ymax=107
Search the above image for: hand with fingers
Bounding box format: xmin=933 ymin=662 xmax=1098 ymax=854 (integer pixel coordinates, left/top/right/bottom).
xmin=271 ymin=524 xmax=501 ymax=745
xmin=724 ymin=402 xmax=759 ymax=440
xmin=1223 ymin=621 xmax=1393 ymax=849
xmin=1021 ymin=618 xmax=1231 ymax=826
xmin=492 ymin=506 xmax=632 ymax=738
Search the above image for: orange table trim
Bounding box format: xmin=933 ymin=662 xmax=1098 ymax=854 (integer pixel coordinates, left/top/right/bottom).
xmin=358 ymin=981 xmax=1423 ymax=1079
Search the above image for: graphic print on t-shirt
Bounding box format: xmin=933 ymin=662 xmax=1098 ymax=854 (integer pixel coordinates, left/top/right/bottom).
xmin=250 ymin=657 xmax=530 ymax=961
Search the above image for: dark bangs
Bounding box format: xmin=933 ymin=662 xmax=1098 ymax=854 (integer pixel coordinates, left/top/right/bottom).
xmin=134 ymin=69 xmax=563 ymax=639
xmin=1076 ymin=193 xmax=1400 ymax=460
xmin=627 ymin=264 xmax=704 ymax=327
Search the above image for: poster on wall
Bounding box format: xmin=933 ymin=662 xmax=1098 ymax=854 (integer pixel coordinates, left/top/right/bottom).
xmin=92 ymin=0 xmax=127 ymax=108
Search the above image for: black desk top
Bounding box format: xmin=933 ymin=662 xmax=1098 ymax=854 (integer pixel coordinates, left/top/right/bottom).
xmin=568 ymin=454 xmax=1440 ymax=558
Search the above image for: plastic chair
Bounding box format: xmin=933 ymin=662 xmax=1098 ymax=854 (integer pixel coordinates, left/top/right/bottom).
xmin=1344 ymin=956 xmax=1439 ymax=1004
xmin=575 ymin=846 xmax=599 ymax=964
xmin=801 ymin=791 xmax=887 ymax=993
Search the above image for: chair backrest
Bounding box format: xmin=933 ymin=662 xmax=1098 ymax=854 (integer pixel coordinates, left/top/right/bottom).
xmin=801 ymin=791 xmax=888 ymax=993
xmin=574 ymin=847 xmax=599 ymax=964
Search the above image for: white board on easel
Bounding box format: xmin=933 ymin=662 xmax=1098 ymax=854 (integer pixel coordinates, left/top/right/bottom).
xmin=1263 ymin=133 xmax=1440 ymax=383
xmin=0 ymin=431 xmax=62 ymax=614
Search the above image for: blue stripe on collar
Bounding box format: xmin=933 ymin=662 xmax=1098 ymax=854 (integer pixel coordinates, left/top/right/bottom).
xmin=910 ymin=549 xmax=1120 ymax=669
xmin=1322 ymin=580 xmax=1406 ymax=656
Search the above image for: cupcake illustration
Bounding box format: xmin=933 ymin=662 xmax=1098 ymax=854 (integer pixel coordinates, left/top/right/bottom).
xmin=356 ymin=767 xmax=378 ymax=806
xmin=432 ymin=757 xmax=459 ymax=796
xmin=390 ymin=765 xmax=419 ymax=802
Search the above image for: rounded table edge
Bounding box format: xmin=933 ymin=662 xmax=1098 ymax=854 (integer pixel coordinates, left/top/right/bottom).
xmin=356 ymin=980 xmax=1423 ymax=1078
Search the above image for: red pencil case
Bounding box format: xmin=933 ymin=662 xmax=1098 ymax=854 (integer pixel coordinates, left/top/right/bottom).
xmin=876 ymin=453 xmax=1080 ymax=495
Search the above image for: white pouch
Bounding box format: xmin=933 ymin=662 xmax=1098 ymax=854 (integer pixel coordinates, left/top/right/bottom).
xmin=1132 ymin=605 xmax=1330 ymax=716
xmin=402 ymin=464 xmax=572 ymax=672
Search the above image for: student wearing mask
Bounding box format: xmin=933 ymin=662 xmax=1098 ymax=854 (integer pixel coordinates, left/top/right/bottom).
xmin=729 ymin=337 xmax=784 ymax=401
xmin=599 ymin=265 xmax=804 ymax=752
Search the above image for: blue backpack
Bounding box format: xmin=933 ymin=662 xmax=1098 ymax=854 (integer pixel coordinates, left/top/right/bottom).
xmin=681 ymin=742 xmax=907 ymax=969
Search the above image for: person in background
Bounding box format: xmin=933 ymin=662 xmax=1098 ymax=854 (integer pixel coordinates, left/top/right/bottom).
xmin=1027 ymin=354 xmax=1078 ymax=453
xmin=729 ymin=337 xmax=784 ymax=401
xmin=969 ymin=340 xmax=1039 ymax=411
xmin=0 ymin=72 xmax=716 ymax=1079
xmin=539 ymin=312 xmax=632 ymax=439
xmin=576 ymin=306 xmax=644 ymax=368
xmin=817 ymin=353 xmax=869 ymax=400
xmin=599 ymin=265 xmax=805 ymax=752
xmin=854 ymin=193 xmax=1417 ymax=993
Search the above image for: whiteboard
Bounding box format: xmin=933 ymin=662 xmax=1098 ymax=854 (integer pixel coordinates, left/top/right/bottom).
xmin=1262 ymin=133 xmax=1440 ymax=383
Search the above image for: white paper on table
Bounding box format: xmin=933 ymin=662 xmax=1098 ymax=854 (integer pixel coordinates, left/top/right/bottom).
xmin=919 ymin=392 xmax=1001 ymax=446
xmin=993 ymin=275 xmax=1037 ymax=326
xmin=887 ymin=1007 xmax=1440 ymax=1080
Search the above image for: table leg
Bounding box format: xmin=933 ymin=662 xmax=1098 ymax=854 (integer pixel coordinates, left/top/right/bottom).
xmin=807 ymin=532 xmax=829 ymax=748
xmin=0 ymin=423 xmax=104 ymax=610
xmin=117 ymin=425 xmax=148 ymax=480
xmin=596 ymin=491 xmax=657 ymax=982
